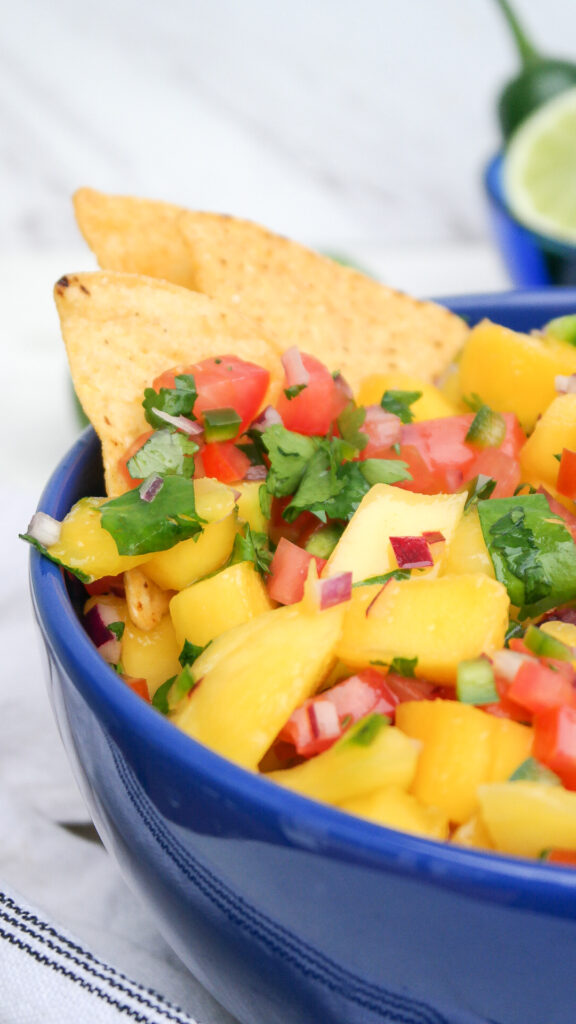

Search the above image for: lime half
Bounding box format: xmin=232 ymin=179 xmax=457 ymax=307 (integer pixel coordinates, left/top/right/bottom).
xmin=504 ymin=85 xmax=576 ymax=243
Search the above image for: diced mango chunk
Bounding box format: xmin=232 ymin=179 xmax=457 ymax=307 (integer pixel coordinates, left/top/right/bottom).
xmin=339 ymin=785 xmax=449 ymax=840
xmin=441 ymin=507 xmax=495 ymax=578
xmin=355 ymin=372 xmax=457 ymax=421
xmin=458 ymin=319 xmax=576 ymax=432
xmin=171 ymin=599 xmax=345 ymax=769
xmin=122 ymin=613 xmax=181 ymax=695
xmin=478 ymin=781 xmax=576 ymax=858
xmin=268 ymin=722 xmax=418 ymax=804
xmin=336 ymin=574 xmax=509 ymax=683
xmin=324 ymin=484 xmax=466 ymax=584
xmin=520 ymin=394 xmax=576 ymax=489
xmin=170 ymin=560 xmax=272 ymax=648
xmin=396 ymin=700 xmax=533 ymax=824
xmin=234 ymin=480 xmax=269 ymax=534
xmin=48 ymin=497 xmax=150 ymax=580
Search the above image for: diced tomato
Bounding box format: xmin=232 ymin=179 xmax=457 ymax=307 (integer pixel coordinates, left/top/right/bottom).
xmin=268 ymin=497 xmax=319 ymax=548
xmin=557 ymin=449 xmax=576 ymax=500
xmin=201 ymin=442 xmax=251 ymax=483
xmin=154 ymin=355 xmax=269 ymax=435
xmin=533 ymin=705 xmax=576 ymax=789
xmin=358 ymin=406 xmax=402 ymax=459
xmin=542 ymin=849 xmax=576 ymax=867
xmin=498 ymin=413 xmax=527 ymax=459
xmin=507 ymin=660 xmax=576 ymax=716
xmin=275 ymin=353 xmax=342 ymax=435
xmin=121 ymin=676 xmax=150 ymax=701
xmin=464 ymin=449 xmax=521 ymax=499
xmin=118 ymin=430 xmax=155 ymax=489
xmin=538 ymin=487 xmax=576 ymax=544
xmin=278 ymin=668 xmax=399 ymax=758
xmin=383 ymin=673 xmax=448 ymax=703
xmin=267 ymin=537 xmax=326 ymax=605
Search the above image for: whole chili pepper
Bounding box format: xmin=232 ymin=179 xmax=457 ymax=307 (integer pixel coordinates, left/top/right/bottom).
xmin=494 ymin=0 xmax=576 ymax=140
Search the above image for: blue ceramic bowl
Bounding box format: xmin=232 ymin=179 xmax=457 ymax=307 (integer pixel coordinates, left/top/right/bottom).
xmin=31 ymin=289 xmax=576 ymax=1024
xmin=484 ymin=153 xmax=576 ymax=288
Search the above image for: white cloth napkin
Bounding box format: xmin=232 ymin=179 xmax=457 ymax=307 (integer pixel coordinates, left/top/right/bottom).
xmin=0 ymin=488 xmax=238 ymax=1024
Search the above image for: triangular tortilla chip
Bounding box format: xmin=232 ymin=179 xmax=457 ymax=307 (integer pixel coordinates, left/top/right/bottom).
xmin=54 ymin=271 xmax=283 ymax=496
xmin=74 ymin=188 xmax=469 ymax=391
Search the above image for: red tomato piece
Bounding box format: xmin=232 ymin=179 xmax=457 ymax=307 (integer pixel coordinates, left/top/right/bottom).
xmin=201 ymin=442 xmax=251 ymax=483
xmin=464 ymin=449 xmax=521 ymax=499
xmin=154 ymin=355 xmax=270 ymax=435
xmin=508 ymin=660 xmax=576 ymax=716
xmin=542 ymin=849 xmax=576 ymax=867
xmin=268 ymin=498 xmax=320 ymax=548
xmin=267 ymin=537 xmax=326 ymax=605
xmin=538 ymin=487 xmax=576 ymax=544
xmin=398 ymin=416 xmax=477 ymax=494
xmin=121 ymin=676 xmax=150 ymax=701
xmin=557 ymin=449 xmax=576 ymax=500
xmin=84 ymin=575 xmax=125 ymax=597
xmin=383 ymin=673 xmax=447 ymax=703
xmin=275 ymin=352 xmax=341 ymax=435
xmin=533 ymin=705 xmax=576 ymax=790
xmin=278 ymin=668 xmax=399 ymax=758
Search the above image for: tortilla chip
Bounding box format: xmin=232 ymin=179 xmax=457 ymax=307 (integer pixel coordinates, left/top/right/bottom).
xmin=124 ymin=567 xmax=171 ymax=632
xmin=74 ymin=188 xmax=196 ymax=289
xmin=54 ymin=271 xmax=283 ymax=496
xmin=74 ymin=188 xmax=469 ymax=390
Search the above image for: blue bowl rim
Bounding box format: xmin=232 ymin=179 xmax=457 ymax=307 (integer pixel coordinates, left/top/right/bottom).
xmin=29 ymin=291 xmax=576 ymax=916
xmin=484 ymin=152 xmax=576 ymax=260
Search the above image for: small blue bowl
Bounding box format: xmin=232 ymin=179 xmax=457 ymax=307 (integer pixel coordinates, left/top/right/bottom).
xmin=484 ymin=153 xmax=576 ymax=288
xmin=31 ymin=289 xmax=576 ymax=1024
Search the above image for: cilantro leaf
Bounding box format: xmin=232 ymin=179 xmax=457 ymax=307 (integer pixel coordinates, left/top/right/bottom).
xmin=100 ymin=475 xmax=204 ymax=556
xmin=353 ymin=568 xmax=411 ymax=587
xmin=107 ymin=621 xmax=125 ymax=640
xmin=127 ymin=429 xmax=199 ymax=480
xmin=152 ymin=676 xmax=176 ymax=714
xmin=358 ymin=459 xmax=411 ymax=487
xmin=464 ymin=474 xmax=497 ymax=512
xmin=229 ymin=524 xmax=273 ymax=575
xmin=143 ymin=374 xmax=197 ymax=429
xmin=284 ymin=383 xmax=307 ymax=400
xmin=179 ymin=639 xmax=210 ymax=667
xmin=389 ymin=656 xmax=418 ymax=677
xmin=19 ymin=533 xmax=92 ymax=583
xmin=380 ymin=390 xmax=422 ymax=424
xmin=261 ymin=425 xmax=318 ymax=496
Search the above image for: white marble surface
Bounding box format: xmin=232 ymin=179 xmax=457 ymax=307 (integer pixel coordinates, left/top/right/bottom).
xmin=2 ymin=0 xmax=576 ymax=252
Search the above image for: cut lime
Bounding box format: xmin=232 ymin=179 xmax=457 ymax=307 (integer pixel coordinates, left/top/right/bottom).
xmin=504 ymin=85 xmax=576 ymax=242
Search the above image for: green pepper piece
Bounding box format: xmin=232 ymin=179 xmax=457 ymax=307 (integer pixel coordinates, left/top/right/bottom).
xmin=493 ymin=0 xmax=576 ymax=140
xmin=543 ymin=315 xmax=576 ymax=347
xmin=523 ymin=623 xmax=573 ymax=662
xmin=203 ymin=407 xmax=242 ymax=442
xmin=456 ymin=658 xmax=499 ymax=705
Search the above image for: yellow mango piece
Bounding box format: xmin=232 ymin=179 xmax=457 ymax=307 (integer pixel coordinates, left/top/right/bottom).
xmin=171 ymin=600 xmax=345 ymax=769
xmin=122 ymin=613 xmax=181 ymax=695
xmin=145 ymin=515 xmax=237 ymax=591
xmin=396 ymin=700 xmax=532 ymax=824
xmin=451 ymin=814 xmax=494 ymax=851
xmin=48 ymin=497 xmax=150 ymax=580
xmin=355 ymin=372 xmax=457 ymax=420
xmin=324 ymin=484 xmax=466 ymax=584
xmin=234 ymin=480 xmax=269 ymax=534
xmin=268 ymin=722 xmax=418 ymax=804
xmin=170 ymin=560 xmax=272 ymax=648
xmin=458 ymin=319 xmax=576 ymax=432
xmin=478 ymin=781 xmax=576 ymax=858
xmin=337 ymin=574 xmax=509 ymax=683
xmin=339 ymin=785 xmax=449 ymax=840
xmin=520 ymin=394 xmax=576 ymax=489
xmin=441 ymin=507 xmax=495 ymax=579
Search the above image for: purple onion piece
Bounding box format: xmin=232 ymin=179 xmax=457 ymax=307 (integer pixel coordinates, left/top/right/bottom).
xmin=244 ymin=464 xmax=268 ymax=481
xmin=151 ymin=407 xmax=204 ymax=436
xmin=139 ymin=474 xmax=164 ymax=503
xmin=251 ymin=406 xmax=283 ymax=432
xmin=316 ymin=571 xmax=353 ymax=610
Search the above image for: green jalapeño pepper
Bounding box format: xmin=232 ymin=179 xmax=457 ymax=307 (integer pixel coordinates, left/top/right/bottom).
xmin=494 ymin=0 xmax=576 ymax=140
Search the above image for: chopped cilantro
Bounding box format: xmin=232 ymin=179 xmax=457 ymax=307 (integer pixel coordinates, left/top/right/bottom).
xmin=359 ymin=459 xmax=411 ymax=488
xmin=229 ymin=523 xmax=273 ymax=575
xmin=283 ymin=383 xmax=308 ymax=400
xmin=504 ymin=621 xmax=524 ymax=647
xmin=261 ymin=425 xmax=317 ymax=496
xmin=127 ymin=429 xmax=199 ymax=480
xmin=258 ymin=483 xmax=272 ymax=519
xmin=339 ymin=713 xmax=390 ymax=748
xmin=179 ymin=639 xmax=209 ymax=667
xmin=380 ymin=389 xmax=422 ymax=424
xmin=389 ymin=656 xmax=418 ymax=677
xmin=152 ymin=666 xmax=197 ymax=715
xmin=337 ymin=403 xmax=368 ymax=451
xmin=107 ymin=621 xmax=125 ymax=640
xmin=353 ymin=568 xmax=411 ymax=587
xmin=18 ymin=533 xmax=91 ymax=583
xmin=464 ymin=473 xmax=497 ymax=511
xmin=100 ymin=475 xmax=204 ymax=556
xmin=142 ymin=373 xmax=197 ymax=429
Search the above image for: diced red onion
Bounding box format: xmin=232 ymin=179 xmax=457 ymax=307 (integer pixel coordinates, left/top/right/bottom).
xmin=307 ymin=699 xmax=341 ymax=741
xmin=281 ymin=346 xmax=310 ymax=388
xmin=27 ymin=511 xmax=61 ymax=547
xmin=555 ymin=374 xmax=576 ymax=395
xmin=491 ymin=649 xmax=532 ymax=683
xmin=151 ymin=407 xmax=204 ymax=436
xmin=244 ymin=464 xmax=268 ymax=481
xmin=84 ymin=603 xmax=123 ymax=663
xmin=390 ymin=535 xmax=434 ymax=569
xmin=315 ymin=571 xmax=353 ymax=610
xmin=422 ymin=530 xmax=445 ymax=545
xmin=364 ymin=405 xmax=402 ymax=448
xmin=139 ymin=474 xmax=164 ymax=502
xmin=251 ymin=405 xmax=283 ymax=432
